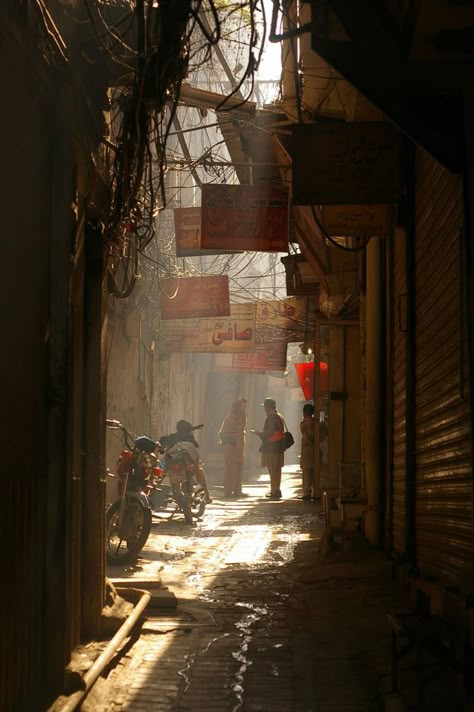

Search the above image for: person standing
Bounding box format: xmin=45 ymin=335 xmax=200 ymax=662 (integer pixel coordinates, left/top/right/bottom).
xmin=252 ymin=397 xmax=285 ymax=500
xmin=300 ymin=403 xmax=315 ymax=501
xmin=218 ymin=398 xmax=247 ymax=498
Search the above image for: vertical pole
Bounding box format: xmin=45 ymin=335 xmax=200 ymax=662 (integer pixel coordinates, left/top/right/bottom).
xmin=313 ymin=320 xmax=321 ymax=496
xmin=364 ymin=236 xmax=384 ymax=546
xmin=385 ymin=229 xmax=394 ymax=553
xmin=463 ymin=84 xmax=474 ymax=600
xmin=405 ymin=141 xmax=417 ymax=567
xmin=81 ymin=222 xmax=108 ymax=637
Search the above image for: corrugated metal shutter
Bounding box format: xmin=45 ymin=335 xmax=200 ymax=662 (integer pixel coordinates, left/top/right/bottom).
xmin=392 ymin=227 xmax=408 ymax=555
xmin=415 ymin=148 xmax=472 ymax=595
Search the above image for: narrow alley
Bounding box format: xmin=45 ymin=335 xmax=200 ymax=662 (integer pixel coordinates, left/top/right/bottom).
xmin=69 ymin=468 xmax=408 ymax=712
xmin=2 ymin=4 xmax=473 ymax=712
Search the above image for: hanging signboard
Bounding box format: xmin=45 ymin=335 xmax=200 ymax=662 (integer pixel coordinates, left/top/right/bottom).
xmin=256 ymin=325 xmax=302 ymax=345
xmin=174 ymin=207 xmax=240 ymax=257
xmin=232 ymin=342 xmax=288 ymax=372
xmin=291 ymin=122 xmax=401 ymax=205
xmin=256 ymin=297 xmax=307 ymax=331
xmin=160 ymin=275 xmax=230 ymax=320
xmin=158 ymin=303 xmax=256 ymax=353
xmin=321 ymin=204 xmax=394 ymax=237
xmin=215 ymin=353 xmax=265 ymax=374
xmin=201 ymin=184 xmax=289 ymax=252
xmin=294 ymin=362 xmax=329 ymax=400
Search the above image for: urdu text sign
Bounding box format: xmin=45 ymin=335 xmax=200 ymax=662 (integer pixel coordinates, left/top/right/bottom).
xmin=321 ymin=204 xmax=394 ymax=237
xmin=158 ymin=303 xmax=256 ymax=353
xmin=233 ymin=342 xmax=288 ymax=372
xmin=256 ymin=297 xmax=307 ymax=333
xmin=160 ymin=275 xmax=230 ymax=320
xmin=174 ymin=207 xmax=240 ymax=257
xmin=201 ymin=184 xmax=289 ymax=252
xmin=292 ymin=122 xmax=401 ymax=205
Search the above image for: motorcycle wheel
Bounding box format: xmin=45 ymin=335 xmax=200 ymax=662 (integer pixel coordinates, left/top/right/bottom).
xmin=173 ymin=484 xmax=193 ymax=525
xmin=182 ymin=490 xmax=193 ymax=525
xmin=105 ymin=498 xmax=152 ymax=565
xmin=190 ymin=492 xmax=206 ymax=519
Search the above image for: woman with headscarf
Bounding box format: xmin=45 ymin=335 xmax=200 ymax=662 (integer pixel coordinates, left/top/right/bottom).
xmin=218 ymin=398 xmax=247 ymax=498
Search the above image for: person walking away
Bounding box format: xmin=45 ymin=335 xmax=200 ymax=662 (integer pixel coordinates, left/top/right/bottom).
xmin=252 ymin=397 xmax=285 ymax=500
xmin=218 ymin=398 xmax=247 ymax=498
xmin=300 ymin=403 xmax=315 ymax=501
xmin=161 ymin=420 xmax=212 ymax=504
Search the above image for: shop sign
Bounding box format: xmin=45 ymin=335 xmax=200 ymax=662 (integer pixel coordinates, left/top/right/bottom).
xmin=321 ymin=204 xmax=394 ymax=237
xmin=232 ymin=342 xmax=288 ymax=372
xmin=215 ymin=353 xmax=265 ymax=374
xmin=292 ymin=122 xmax=401 ymax=205
xmin=256 ymin=325 xmax=302 ymax=344
xmin=174 ymin=207 xmax=240 ymax=257
xmin=201 ymin=184 xmax=289 ymax=252
xmin=158 ymin=303 xmax=256 ymax=353
xmin=256 ymin=297 xmax=307 ymax=331
xmin=160 ymin=275 xmax=230 ymax=320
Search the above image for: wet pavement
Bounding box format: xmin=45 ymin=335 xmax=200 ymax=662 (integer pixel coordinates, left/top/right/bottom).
xmin=78 ymin=467 xmax=468 ymax=712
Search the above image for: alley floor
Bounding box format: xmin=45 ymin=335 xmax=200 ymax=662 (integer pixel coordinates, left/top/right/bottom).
xmin=71 ymin=467 xmax=469 ymax=712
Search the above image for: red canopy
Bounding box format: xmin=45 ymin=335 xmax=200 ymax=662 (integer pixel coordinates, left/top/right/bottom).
xmin=294 ymin=362 xmax=328 ymax=401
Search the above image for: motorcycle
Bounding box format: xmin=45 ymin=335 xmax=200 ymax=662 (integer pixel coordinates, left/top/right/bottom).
xmin=151 ymin=425 xmax=208 ymax=525
xmin=105 ymin=419 xmax=162 ymax=565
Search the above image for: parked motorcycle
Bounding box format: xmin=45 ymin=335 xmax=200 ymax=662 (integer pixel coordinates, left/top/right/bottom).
xmin=105 ymin=419 xmax=162 ymax=565
xmin=152 ymin=431 xmax=208 ymax=525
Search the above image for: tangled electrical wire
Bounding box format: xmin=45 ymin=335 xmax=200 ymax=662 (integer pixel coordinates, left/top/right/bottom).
xmin=29 ymin=0 xmax=266 ymax=298
xmin=90 ymin=0 xmax=265 ymax=297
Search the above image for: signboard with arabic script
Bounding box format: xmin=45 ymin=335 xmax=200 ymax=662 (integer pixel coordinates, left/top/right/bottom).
xmin=174 ymin=207 xmax=240 ymax=257
xmin=160 ymin=275 xmax=230 ymax=320
xmin=257 ymin=297 xmax=307 ymax=332
xmin=292 ymin=122 xmax=401 ymax=205
xmin=201 ymin=184 xmax=289 ymax=252
xmin=158 ymin=303 xmax=256 ymax=353
xmin=256 ymin=325 xmax=302 ymax=345
xmin=215 ymin=353 xmax=265 ymax=374
xmin=233 ymin=342 xmax=288 ymax=372
xmin=321 ymin=204 xmax=394 ymax=237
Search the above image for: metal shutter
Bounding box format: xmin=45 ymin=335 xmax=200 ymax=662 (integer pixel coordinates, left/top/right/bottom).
xmin=392 ymin=227 xmax=408 ymax=555
xmin=415 ymin=148 xmax=472 ymax=595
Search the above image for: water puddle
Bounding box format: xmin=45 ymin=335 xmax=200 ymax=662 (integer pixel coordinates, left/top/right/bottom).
xmin=177 ymin=633 xmax=230 ymax=692
xmin=230 ymin=601 xmax=269 ymax=712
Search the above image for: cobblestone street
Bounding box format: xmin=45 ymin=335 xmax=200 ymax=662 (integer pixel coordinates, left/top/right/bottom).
xmin=77 ymin=467 xmax=413 ymax=712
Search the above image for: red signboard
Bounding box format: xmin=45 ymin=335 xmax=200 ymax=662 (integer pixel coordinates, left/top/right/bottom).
xmin=160 ymin=275 xmax=230 ymax=320
xmin=295 ymin=362 xmax=329 ymax=400
xmin=174 ymin=207 xmax=240 ymax=257
xmin=201 ymin=184 xmax=289 ymax=252
xmin=232 ymin=342 xmax=287 ymax=372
